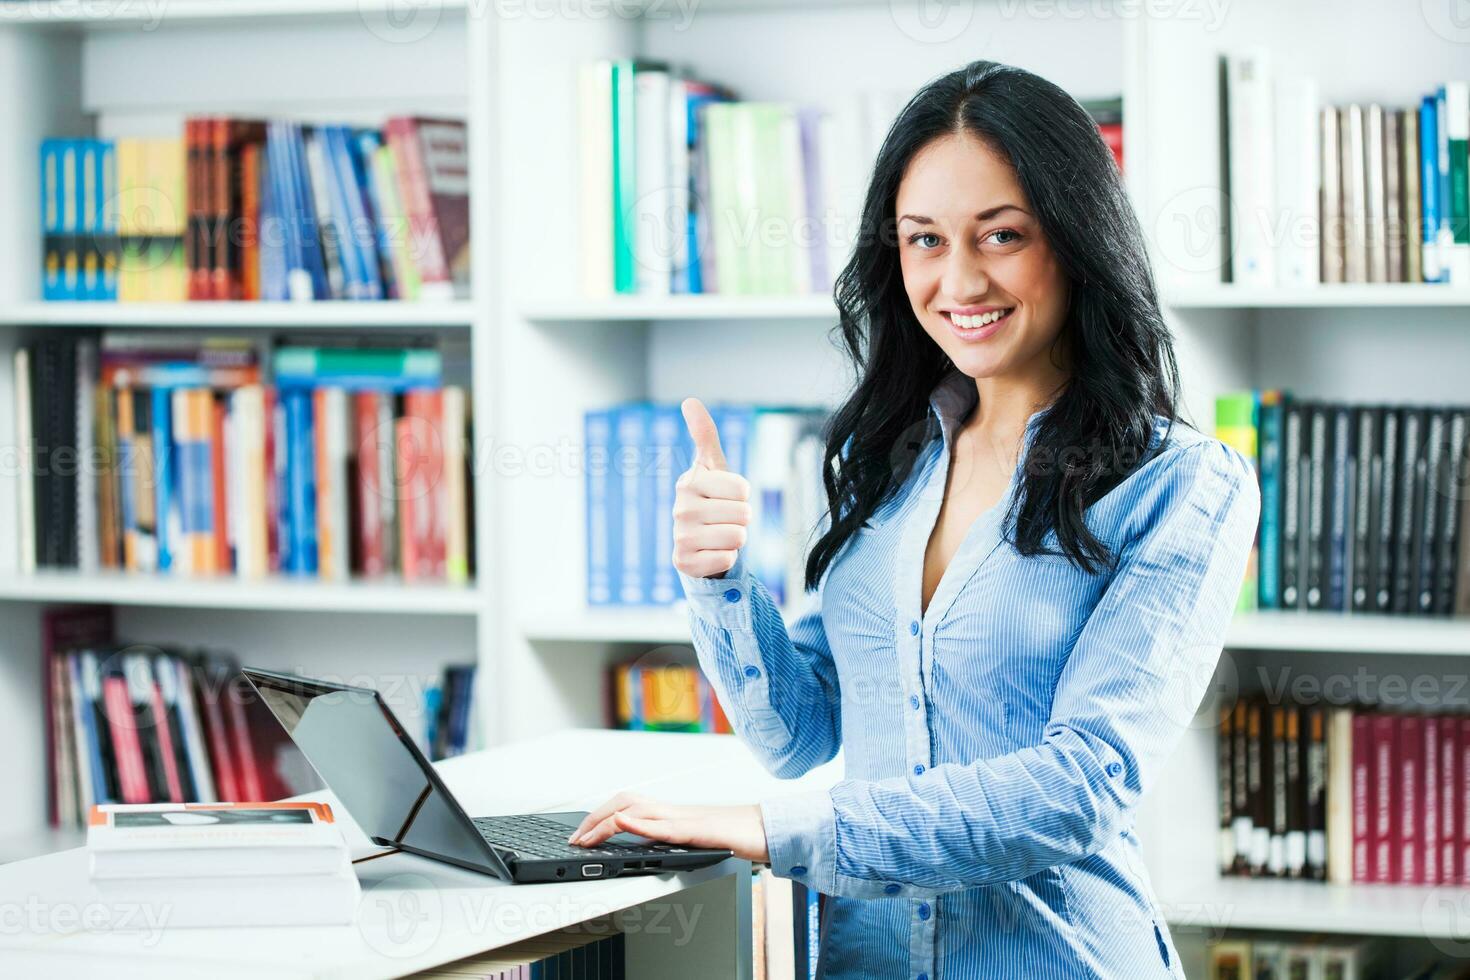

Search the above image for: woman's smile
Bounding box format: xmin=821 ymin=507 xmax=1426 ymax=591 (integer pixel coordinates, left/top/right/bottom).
xmin=941 ymin=306 xmax=1015 ymax=341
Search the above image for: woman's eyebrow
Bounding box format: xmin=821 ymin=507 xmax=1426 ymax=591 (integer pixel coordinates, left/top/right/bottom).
xmin=897 ymin=204 xmax=1028 ymax=225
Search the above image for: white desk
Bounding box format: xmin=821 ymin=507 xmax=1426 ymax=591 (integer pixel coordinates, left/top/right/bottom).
xmin=0 ymin=729 xmax=842 ymax=980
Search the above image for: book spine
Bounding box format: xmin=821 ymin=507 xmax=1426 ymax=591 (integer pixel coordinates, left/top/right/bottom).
xmin=1283 ymin=704 xmax=1304 ymax=877
xmin=1350 ymin=406 xmax=1375 ymax=612
xmin=650 ymin=404 xmax=682 ymax=604
xmin=385 ymin=117 xmax=451 ymax=298
xmin=616 ymin=405 xmax=649 ymax=605
xmin=1268 ymin=703 xmax=1286 ymax=876
xmin=285 ymin=389 xmax=318 ymax=575
xmin=1447 ymin=83 xmax=1470 ymax=284
xmin=1425 ymin=715 xmax=1441 ymax=886
xmin=1374 ymin=409 xmax=1399 ymax=611
xmin=1218 ymin=701 xmax=1235 ymax=875
xmin=586 ymin=409 xmax=615 ymax=605
xmin=1257 ymin=392 xmax=1283 ymax=608
xmin=1248 ymin=699 xmax=1268 ymax=874
xmin=1352 ymin=710 xmax=1371 ymax=882
xmin=355 ymin=392 xmax=385 ymax=577
xmin=1404 ymin=108 xmax=1423 ymax=283
xmin=1421 ymin=96 xmax=1443 ymax=282
xmin=1304 ymin=405 xmax=1327 ymax=609
xmin=1230 ymin=700 xmax=1251 ymax=874
xmin=1400 ymin=714 xmax=1422 ymax=885
xmin=1371 ymin=712 xmax=1397 ymax=883
xmin=1435 ymin=411 xmax=1466 ymax=614
xmin=1281 ymin=403 xmax=1304 ymax=608
xmin=1304 ymin=704 xmax=1327 ymax=881
xmin=1393 ymin=409 xmax=1422 ymax=613
xmin=1327 ymin=406 xmax=1350 ymax=610
xmin=1320 ymin=108 xmax=1344 ymax=283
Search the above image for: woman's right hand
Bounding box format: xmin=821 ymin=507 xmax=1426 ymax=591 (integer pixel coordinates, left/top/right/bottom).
xmin=672 ymin=398 xmax=752 ymax=579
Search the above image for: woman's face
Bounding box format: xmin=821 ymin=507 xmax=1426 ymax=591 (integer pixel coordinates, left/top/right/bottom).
xmin=895 ymin=131 xmax=1070 ymax=384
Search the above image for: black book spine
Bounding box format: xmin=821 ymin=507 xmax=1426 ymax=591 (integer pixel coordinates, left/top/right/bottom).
xmin=124 ymin=653 xmax=168 ymax=803
xmin=1417 ymin=410 xmax=1447 ymax=615
xmin=1305 ymin=405 xmax=1328 ymax=610
xmin=1351 ymin=407 xmax=1376 ymax=612
xmin=1393 ymin=409 xmax=1422 ymax=614
xmin=1281 ymin=405 xmax=1305 ymax=609
xmin=1304 ymin=704 xmax=1328 ymax=881
xmin=1374 ymin=409 xmax=1399 ymax=612
xmin=1327 ymin=406 xmax=1351 ymax=611
xmin=1269 ymin=703 xmax=1287 ymax=876
xmin=1439 ymin=410 xmax=1468 ymax=616
xmin=1219 ymin=703 xmax=1235 ymax=874
xmin=1247 ymin=699 xmax=1268 ymax=875
xmin=1231 ymin=700 xmax=1251 ymax=874
xmin=1284 ymin=704 xmax=1304 ymax=878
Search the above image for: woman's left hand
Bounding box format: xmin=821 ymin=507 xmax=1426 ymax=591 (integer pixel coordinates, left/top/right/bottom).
xmin=568 ymin=792 xmax=770 ymax=863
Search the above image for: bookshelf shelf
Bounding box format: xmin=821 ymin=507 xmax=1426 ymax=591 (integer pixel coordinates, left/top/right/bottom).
xmin=521 ymin=294 xmax=839 ymax=323
xmin=0 ymin=571 xmax=484 ymax=616
xmin=1226 ymin=611 xmax=1470 ymax=656
xmin=0 ymin=0 xmax=469 ymax=30
xmin=0 ymin=301 xmax=477 ymax=329
xmin=523 ymin=608 xmax=693 ymax=644
xmin=1166 ymin=283 xmax=1470 ymax=309
xmin=1161 ymin=877 xmax=1464 ymax=939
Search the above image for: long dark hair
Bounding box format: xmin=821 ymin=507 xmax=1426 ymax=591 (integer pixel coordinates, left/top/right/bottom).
xmin=805 ymin=60 xmax=1182 ymax=590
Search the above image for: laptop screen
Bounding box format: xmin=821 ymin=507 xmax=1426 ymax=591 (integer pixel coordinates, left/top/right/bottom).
xmin=244 ymin=669 xmax=495 ymax=871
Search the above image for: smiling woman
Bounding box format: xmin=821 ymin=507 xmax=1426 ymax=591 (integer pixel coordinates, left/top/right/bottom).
xmin=576 ymin=60 xmax=1259 ymax=980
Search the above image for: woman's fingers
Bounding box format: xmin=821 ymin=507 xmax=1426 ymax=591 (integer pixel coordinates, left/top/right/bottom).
xmin=673 ymin=497 xmax=752 ymax=526
xmin=679 ymin=467 xmax=750 ymax=501
xmin=671 ymin=548 xmax=739 ymax=579
xmin=568 ymin=791 xmax=648 ymax=842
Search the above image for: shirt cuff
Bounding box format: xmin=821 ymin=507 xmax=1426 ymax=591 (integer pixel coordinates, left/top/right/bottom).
xmin=678 ymin=554 xmax=755 ymax=632
xmin=760 ymin=787 xmax=837 ymax=895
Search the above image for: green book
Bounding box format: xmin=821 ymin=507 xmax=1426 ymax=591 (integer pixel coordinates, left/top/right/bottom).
xmin=705 ymin=102 xmax=744 ymax=294
xmin=1216 ymin=392 xmax=1260 ymax=613
xmin=611 ymin=59 xmax=638 ymax=294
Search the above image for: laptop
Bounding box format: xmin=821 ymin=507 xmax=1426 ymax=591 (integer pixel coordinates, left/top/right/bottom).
xmin=241 ymin=667 xmax=732 ymax=884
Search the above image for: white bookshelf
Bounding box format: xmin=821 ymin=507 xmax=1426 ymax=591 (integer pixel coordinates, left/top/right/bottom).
xmin=0 ymin=0 xmax=1463 ymax=959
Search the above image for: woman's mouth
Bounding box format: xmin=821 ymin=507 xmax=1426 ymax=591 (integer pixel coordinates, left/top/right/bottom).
xmin=942 ymin=307 xmax=1014 ymax=341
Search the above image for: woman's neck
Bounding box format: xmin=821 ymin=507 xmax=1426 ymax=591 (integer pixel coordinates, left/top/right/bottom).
xmin=961 ymin=363 xmax=1069 ymax=468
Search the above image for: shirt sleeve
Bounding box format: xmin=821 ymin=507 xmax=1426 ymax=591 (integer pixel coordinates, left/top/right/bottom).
xmin=678 ymin=554 xmax=841 ymax=780
xmin=758 ymin=438 xmax=1261 ymax=899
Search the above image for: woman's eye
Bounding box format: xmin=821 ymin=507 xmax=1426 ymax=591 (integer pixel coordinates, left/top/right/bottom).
xmin=908 ymin=232 xmax=942 ymax=249
xmin=986 ymin=228 xmax=1022 ymax=246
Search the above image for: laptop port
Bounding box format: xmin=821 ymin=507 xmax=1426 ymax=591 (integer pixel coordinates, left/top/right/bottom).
xmin=581 ymin=863 xmax=604 ymax=878
xmin=626 ymin=861 xmax=643 ymax=870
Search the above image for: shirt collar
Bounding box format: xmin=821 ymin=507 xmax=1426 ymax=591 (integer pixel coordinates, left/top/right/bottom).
xmin=926 ymin=368 xmax=1054 ymax=451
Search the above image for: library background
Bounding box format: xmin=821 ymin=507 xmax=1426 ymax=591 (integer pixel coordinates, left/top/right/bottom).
xmin=2 ymin=0 xmax=1470 ymax=977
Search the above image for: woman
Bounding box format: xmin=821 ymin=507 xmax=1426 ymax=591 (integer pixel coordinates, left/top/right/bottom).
xmin=572 ymin=60 xmax=1259 ymax=979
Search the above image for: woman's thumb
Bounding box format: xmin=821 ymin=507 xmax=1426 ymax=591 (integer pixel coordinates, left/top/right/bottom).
xmin=681 ymin=397 xmax=727 ymax=471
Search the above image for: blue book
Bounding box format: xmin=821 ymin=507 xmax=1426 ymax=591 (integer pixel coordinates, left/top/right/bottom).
xmin=423 ymin=681 xmax=442 ymax=755
xmin=74 ymin=141 xmax=97 ymax=300
xmin=615 ymin=404 xmax=653 ymax=605
xmin=40 ymin=140 xmax=66 ymax=300
xmin=330 ymin=126 xmax=384 ymax=300
xmin=266 ymin=124 xmax=305 ymax=299
xmin=354 ymin=129 xmax=400 ymax=300
xmin=291 ymin=124 xmax=331 ymax=300
xmin=285 ymin=389 xmax=318 ymax=574
xmin=1421 ymin=96 xmax=1443 ymax=283
xmin=70 ymin=652 xmax=111 ymax=805
xmin=1257 ymin=391 xmax=1284 ymax=609
xmin=585 ymin=409 xmax=616 ymax=606
xmin=95 ymin=140 xmax=117 ymax=301
xmin=712 ymin=404 xmax=753 ymax=476
xmin=322 ymin=126 xmax=368 ymax=300
xmin=649 ymin=404 xmax=683 ymax=604
xmin=451 ymin=666 xmax=475 ymax=755
xmin=1436 ymin=88 xmax=1452 ymax=283
xmin=273 ymin=396 xmax=294 ymax=573
xmin=151 ymin=387 xmax=175 ymax=573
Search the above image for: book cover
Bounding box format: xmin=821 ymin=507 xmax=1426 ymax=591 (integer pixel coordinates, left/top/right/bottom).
xmin=1280 ymin=402 xmax=1304 ymax=608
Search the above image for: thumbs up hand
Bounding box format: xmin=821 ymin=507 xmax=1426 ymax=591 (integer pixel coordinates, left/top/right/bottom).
xmin=672 ymin=398 xmax=752 ymax=579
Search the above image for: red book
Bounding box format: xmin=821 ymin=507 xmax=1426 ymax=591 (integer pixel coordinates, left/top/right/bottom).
xmin=1461 ymin=717 xmax=1470 ymax=885
xmin=225 ymin=676 xmax=264 ymax=802
xmin=239 ymin=143 xmax=261 ymax=301
xmin=184 ymin=117 xmax=203 ymax=300
xmin=212 ymin=395 xmax=230 ymax=573
xmin=148 ymin=683 xmax=185 ymax=803
xmin=1352 ymin=710 xmax=1371 ymax=883
xmin=355 ymin=392 xmax=385 ymax=577
xmin=209 ymin=117 xmax=230 ymax=300
xmin=1371 ymin=713 xmax=1398 ymax=883
xmin=1425 ymin=716 xmax=1441 ymax=886
xmin=1445 ymin=716 xmax=1460 ymax=885
xmin=399 ymin=391 xmax=445 ymax=580
xmin=1400 ymin=714 xmax=1423 ymax=884
xmin=194 ymin=662 xmax=240 ymax=802
xmin=102 ymin=671 xmax=150 ymax=804
xmin=41 ymin=606 xmax=114 ymax=826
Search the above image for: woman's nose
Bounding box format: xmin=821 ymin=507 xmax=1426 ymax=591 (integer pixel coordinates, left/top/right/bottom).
xmin=940 ymin=247 xmax=990 ymax=303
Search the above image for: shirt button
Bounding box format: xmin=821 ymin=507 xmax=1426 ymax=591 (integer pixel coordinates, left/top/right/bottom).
xmin=789 ymin=865 xmax=807 ymax=876
xmin=884 ymin=883 xmax=900 ymax=895
xmin=917 ymin=902 xmax=931 ymax=920
xmin=913 ymin=764 xmax=925 ymax=776
xmin=909 ymin=620 xmax=920 ymax=636
xmin=918 ymin=974 xmax=929 ymax=980
xmin=723 ymin=588 xmax=741 ymax=603
xmin=1106 ymin=761 xmax=1123 ymax=778
xmin=743 ymin=665 xmax=761 ymax=679
xmin=909 ymin=694 xmax=920 ymax=710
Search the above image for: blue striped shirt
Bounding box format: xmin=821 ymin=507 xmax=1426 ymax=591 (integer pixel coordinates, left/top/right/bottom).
xmin=679 ymin=370 xmax=1259 ymax=980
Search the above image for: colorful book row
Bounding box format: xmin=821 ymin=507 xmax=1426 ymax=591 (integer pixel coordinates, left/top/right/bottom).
xmin=1216 ymin=393 xmax=1469 ymax=616
xmin=1222 ymin=54 xmax=1470 ymax=286
xmin=38 ymin=116 xmax=468 ymax=303
xmin=606 ymin=660 xmax=731 ymax=734
xmin=16 ymin=333 xmax=473 ymax=583
xmin=1218 ymin=696 xmax=1469 ymax=887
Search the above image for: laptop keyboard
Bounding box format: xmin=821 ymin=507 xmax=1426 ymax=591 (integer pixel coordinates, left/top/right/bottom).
xmin=472 ymin=814 xmax=688 ymax=860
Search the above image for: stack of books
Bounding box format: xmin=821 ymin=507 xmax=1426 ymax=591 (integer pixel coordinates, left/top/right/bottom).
xmin=576 ymin=61 xmax=1123 ymax=299
xmin=41 ymin=606 xmax=314 ymax=831
xmin=752 ymin=868 xmax=822 ymax=980
xmin=606 ymin=658 xmax=731 ymax=734
xmin=1218 ymin=696 xmax=1468 ymax=887
xmin=86 ymin=801 xmax=359 ymax=928
xmin=1221 ymin=51 xmax=1469 ymax=286
xmin=584 ymin=403 xmax=824 ymax=610
xmin=14 ymin=332 xmax=474 ymax=582
xmin=425 ymin=664 xmax=480 ymax=762
xmin=38 ymin=116 xmax=468 ymax=303
xmin=1215 ymin=392 xmax=1468 ymax=616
